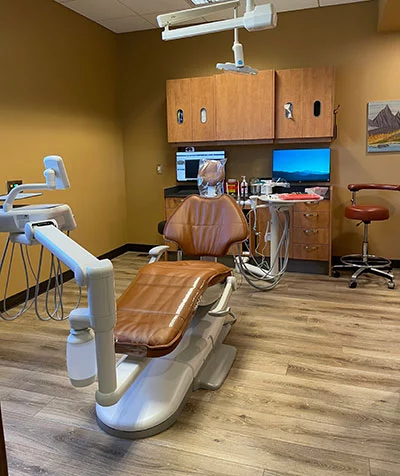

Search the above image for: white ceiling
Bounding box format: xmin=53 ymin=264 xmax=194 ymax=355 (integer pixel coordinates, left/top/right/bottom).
xmin=53 ymin=0 xmax=371 ymax=34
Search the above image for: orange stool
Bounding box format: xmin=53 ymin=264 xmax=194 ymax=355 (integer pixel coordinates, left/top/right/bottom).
xmin=332 ymin=183 xmax=400 ymax=289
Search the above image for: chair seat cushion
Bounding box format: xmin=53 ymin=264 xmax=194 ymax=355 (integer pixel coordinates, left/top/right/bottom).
xmin=345 ymin=205 xmax=389 ymax=222
xmin=114 ymin=261 xmax=232 ymax=358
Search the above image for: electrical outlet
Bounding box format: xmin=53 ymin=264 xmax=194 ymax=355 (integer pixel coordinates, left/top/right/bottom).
xmin=6 ymin=180 xmax=22 ymax=193
xmin=156 ymin=164 xmax=163 ymax=175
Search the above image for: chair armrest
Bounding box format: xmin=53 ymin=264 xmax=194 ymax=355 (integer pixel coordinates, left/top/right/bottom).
xmin=148 ymin=245 xmax=170 ymax=263
xmin=209 ymin=276 xmax=237 ymax=317
xmin=348 ymin=183 xmax=400 ymax=192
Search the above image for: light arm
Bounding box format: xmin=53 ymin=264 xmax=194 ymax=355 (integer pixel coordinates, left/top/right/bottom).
xmin=3 ymin=155 xmax=70 ymax=212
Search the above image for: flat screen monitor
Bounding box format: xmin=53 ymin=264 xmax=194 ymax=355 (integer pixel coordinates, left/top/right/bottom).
xmin=176 ymin=151 xmax=225 ymax=182
xmin=272 ymin=148 xmax=331 ymax=183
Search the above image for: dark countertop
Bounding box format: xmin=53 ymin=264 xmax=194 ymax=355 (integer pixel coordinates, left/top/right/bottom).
xmin=164 ymin=185 xmax=199 ymax=198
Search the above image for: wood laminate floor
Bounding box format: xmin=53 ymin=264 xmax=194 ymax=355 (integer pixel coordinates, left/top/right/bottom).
xmin=1 ymin=252 xmax=400 ymax=476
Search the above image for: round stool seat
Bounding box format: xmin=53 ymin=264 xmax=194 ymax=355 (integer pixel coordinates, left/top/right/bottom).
xmin=345 ymin=205 xmax=389 ymax=222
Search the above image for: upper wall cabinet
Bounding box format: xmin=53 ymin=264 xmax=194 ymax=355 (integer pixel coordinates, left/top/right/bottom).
xmin=275 ymin=67 xmax=335 ymax=140
xmin=166 ymin=67 xmax=335 ymax=144
xmin=215 ymin=70 xmax=275 ymax=141
xmin=166 ymin=76 xmax=216 ymax=143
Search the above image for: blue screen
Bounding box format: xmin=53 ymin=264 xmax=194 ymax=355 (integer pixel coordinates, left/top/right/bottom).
xmin=272 ymin=148 xmax=331 ymax=183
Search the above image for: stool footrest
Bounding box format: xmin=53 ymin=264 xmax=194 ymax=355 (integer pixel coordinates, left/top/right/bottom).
xmin=339 ymin=254 xmax=392 ymax=269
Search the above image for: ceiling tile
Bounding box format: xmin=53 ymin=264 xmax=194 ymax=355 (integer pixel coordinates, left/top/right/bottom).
xmin=319 ymin=0 xmax=369 ymax=5
xmin=118 ymin=0 xmax=192 ymax=15
xmin=62 ymin=0 xmax=135 ymax=21
xmin=98 ymin=14 xmax=155 ymax=33
xmin=272 ymin=0 xmax=318 ymax=12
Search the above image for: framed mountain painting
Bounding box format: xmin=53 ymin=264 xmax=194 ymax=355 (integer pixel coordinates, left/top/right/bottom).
xmin=368 ymin=101 xmax=400 ymax=152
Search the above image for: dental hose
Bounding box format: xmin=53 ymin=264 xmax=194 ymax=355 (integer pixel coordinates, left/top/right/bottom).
xmin=0 ymin=235 xmax=81 ymax=321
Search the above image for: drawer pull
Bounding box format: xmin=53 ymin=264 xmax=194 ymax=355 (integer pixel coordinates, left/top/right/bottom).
xmin=305 ymin=246 xmax=318 ymax=251
xmin=304 ymin=229 xmax=318 ymax=234
xmin=304 ymin=213 xmax=319 ymax=218
xmin=305 ymin=201 xmax=319 ymax=205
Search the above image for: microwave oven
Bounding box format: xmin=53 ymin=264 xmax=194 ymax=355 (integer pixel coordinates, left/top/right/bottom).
xmin=176 ymin=151 xmax=226 ymax=182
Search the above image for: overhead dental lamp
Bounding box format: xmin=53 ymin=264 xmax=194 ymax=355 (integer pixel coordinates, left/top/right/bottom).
xmin=216 ymin=6 xmax=258 ymax=74
xmin=157 ymin=0 xmax=277 ymax=42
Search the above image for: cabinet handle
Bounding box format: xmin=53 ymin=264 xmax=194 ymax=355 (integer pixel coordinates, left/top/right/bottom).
xmin=304 ymin=213 xmax=319 ymax=217
xmin=200 ymin=108 xmax=207 ymax=124
xmin=304 ymin=229 xmax=318 ymax=234
xmin=305 ymin=201 xmax=319 ymax=205
xmin=305 ymin=246 xmax=318 ymax=251
xmin=177 ymin=109 xmax=184 ymax=124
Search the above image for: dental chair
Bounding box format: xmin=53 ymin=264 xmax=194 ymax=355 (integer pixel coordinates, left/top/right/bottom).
xmin=97 ymin=193 xmax=248 ymax=438
xmin=0 ymin=156 xmax=247 ymax=441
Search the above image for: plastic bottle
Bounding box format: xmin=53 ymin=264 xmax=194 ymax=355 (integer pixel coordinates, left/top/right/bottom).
xmin=240 ymin=176 xmax=248 ymax=200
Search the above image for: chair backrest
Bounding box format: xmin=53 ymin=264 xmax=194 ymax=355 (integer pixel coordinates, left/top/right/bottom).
xmin=164 ymin=195 xmax=248 ymax=257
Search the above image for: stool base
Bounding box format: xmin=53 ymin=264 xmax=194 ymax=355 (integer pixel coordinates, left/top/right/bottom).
xmin=332 ymin=254 xmax=395 ymax=289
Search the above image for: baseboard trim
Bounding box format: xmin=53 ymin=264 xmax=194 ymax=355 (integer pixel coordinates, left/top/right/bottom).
xmin=1 ymin=244 xmax=131 ymax=312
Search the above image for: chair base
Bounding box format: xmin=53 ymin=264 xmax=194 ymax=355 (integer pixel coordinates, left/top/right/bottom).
xmin=332 ymin=254 xmax=395 ymax=289
xmin=96 ymin=309 xmax=236 ymax=439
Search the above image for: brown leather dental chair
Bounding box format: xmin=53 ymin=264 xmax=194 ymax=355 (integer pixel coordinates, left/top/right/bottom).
xmin=114 ymin=193 xmax=249 ymax=358
xmin=332 ymin=183 xmax=400 ymax=289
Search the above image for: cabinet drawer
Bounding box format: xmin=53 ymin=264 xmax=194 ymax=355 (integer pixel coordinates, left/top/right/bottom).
xmin=292 ymin=228 xmax=329 ymax=245
xmin=294 ymin=211 xmax=330 ymax=228
xmin=295 ymin=200 xmax=330 ymax=213
xmin=292 ymin=244 xmax=329 ymax=261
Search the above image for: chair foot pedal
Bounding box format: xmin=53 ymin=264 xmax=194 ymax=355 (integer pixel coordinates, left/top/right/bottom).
xmin=194 ymin=344 xmax=236 ymax=391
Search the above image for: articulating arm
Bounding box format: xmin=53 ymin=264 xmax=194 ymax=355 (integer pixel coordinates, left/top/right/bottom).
xmin=28 ymin=222 xmax=141 ymax=407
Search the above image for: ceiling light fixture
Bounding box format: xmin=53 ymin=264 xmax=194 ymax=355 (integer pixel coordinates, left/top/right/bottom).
xmin=157 ymin=0 xmax=277 ymax=41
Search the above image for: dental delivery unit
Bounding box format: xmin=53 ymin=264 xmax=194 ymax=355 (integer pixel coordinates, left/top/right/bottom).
xmin=0 ymin=156 xmax=248 ymax=438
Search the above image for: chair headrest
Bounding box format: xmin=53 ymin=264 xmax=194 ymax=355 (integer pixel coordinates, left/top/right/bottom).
xmin=164 ymin=195 xmax=248 ymax=257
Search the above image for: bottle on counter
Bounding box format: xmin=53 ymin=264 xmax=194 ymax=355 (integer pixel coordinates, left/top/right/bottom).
xmin=240 ymin=176 xmax=248 ymax=200
xmin=226 ymin=178 xmax=239 ymax=198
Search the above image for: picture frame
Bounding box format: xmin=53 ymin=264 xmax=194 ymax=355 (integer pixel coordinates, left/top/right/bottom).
xmin=367 ymin=101 xmax=400 ymax=153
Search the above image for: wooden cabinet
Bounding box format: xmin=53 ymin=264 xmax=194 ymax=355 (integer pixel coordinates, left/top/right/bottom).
xmin=215 ymin=70 xmax=275 ymax=141
xmin=166 ymin=76 xmax=216 ymax=143
xmin=166 ymin=78 xmax=192 ymax=143
xmin=275 ymin=67 xmax=335 ymax=140
xmin=291 ymin=199 xmax=332 ymax=266
xmin=166 ymin=67 xmax=334 ymax=143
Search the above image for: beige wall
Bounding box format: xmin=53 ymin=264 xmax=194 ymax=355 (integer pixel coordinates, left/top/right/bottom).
xmin=0 ymin=0 xmax=127 ymax=296
xmin=118 ymin=1 xmax=400 ymax=259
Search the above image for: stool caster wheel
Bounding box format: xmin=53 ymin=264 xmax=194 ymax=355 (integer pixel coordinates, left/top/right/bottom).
xmin=349 ymin=280 xmax=357 ymax=289
xmin=388 ymin=281 xmax=395 ymax=290
xmin=332 ymin=270 xmax=340 ymax=278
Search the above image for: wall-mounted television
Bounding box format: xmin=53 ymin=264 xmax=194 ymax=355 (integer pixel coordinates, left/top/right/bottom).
xmin=272 ymin=148 xmax=331 ymax=183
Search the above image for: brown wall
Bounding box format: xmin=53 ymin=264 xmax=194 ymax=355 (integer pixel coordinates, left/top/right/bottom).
xmin=118 ymin=1 xmax=400 ymax=259
xmin=0 ymin=0 xmax=126 ymax=296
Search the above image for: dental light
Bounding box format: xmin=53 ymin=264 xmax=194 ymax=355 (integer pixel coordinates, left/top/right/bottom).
xmin=157 ymin=0 xmax=277 ymax=42
xmin=216 ymin=6 xmax=258 ymax=74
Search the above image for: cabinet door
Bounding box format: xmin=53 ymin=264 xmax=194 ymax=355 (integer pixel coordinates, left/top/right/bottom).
xmin=166 ymin=78 xmax=192 ymax=143
xmin=243 ymin=70 xmax=275 ymax=140
xmin=215 ymin=74 xmax=245 ymax=141
xmin=302 ymin=67 xmax=335 ymax=138
xmin=191 ymin=76 xmax=216 ymax=142
xmin=275 ymin=69 xmax=303 ymax=139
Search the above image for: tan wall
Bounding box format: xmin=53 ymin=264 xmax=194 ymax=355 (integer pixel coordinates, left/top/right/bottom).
xmin=118 ymin=1 xmax=400 ymax=259
xmin=0 ymin=0 xmax=126 ymax=297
